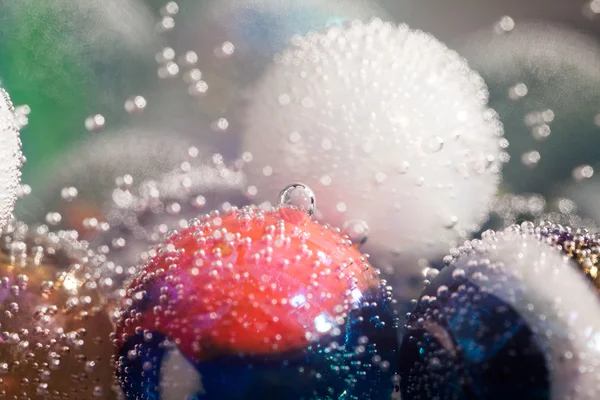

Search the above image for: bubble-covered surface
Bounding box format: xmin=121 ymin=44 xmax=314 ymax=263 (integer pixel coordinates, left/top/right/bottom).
xmin=399 ymin=222 xmax=600 ymax=400
xmin=0 ymin=88 xmax=24 ymax=229
xmin=242 ymin=20 xmax=504 ymax=296
xmin=0 ymin=220 xmax=114 ymax=399
xmin=115 ymin=206 xmax=399 ymax=399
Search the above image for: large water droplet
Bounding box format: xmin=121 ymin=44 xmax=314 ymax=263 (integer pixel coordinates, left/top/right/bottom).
xmin=278 ymin=183 xmax=316 ymax=216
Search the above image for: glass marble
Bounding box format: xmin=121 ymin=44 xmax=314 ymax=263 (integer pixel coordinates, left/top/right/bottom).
xmin=115 ymin=206 xmax=399 ymax=400
xmin=398 ymin=223 xmax=600 ymax=400
xmin=0 ymin=221 xmax=114 ymax=399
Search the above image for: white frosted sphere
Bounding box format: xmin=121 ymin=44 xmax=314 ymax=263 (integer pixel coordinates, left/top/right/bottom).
xmin=242 ymin=20 xmax=504 ymax=294
xmin=0 ymin=87 xmax=24 ymax=229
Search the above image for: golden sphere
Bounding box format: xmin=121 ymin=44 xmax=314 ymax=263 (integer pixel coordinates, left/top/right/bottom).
xmin=0 ymin=221 xmax=115 ymax=399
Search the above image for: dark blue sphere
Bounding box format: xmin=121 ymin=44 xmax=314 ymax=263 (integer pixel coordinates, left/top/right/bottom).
xmin=398 ymin=264 xmax=550 ymax=400
xmin=117 ymin=287 xmax=398 ymax=400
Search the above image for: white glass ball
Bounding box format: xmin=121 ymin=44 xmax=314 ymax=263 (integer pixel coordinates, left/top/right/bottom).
xmin=0 ymin=88 xmax=24 ymax=228
xmin=242 ymin=20 xmax=504 ymax=294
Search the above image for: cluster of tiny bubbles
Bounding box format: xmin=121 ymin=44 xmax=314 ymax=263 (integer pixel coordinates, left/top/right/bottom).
xmin=113 ymin=200 xmax=400 ymax=399
xmin=0 ymin=219 xmax=116 ymax=398
xmin=89 ymin=152 xmax=250 ymax=302
xmin=480 ymin=192 xmax=599 ymax=232
xmin=0 ymin=87 xmax=25 ymax=230
xmin=458 ymin=21 xmax=600 ymax=196
xmin=241 ymin=19 xmax=505 ymax=301
xmin=398 ymin=220 xmax=600 ymax=400
xmin=16 ymin=129 xmax=200 ymax=237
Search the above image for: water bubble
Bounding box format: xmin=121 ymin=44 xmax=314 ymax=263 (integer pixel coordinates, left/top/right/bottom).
xmin=45 ymin=212 xmax=62 ymax=226
xmin=161 ymin=1 xmax=179 ymax=16
xmin=521 ymin=150 xmax=541 ymax=167
xmin=532 ymin=124 xmax=551 ymax=141
xmin=180 ymin=51 xmax=198 ymax=67
xmin=495 ymin=16 xmax=515 ymax=34
xmin=422 ymin=136 xmax=444 ymax=153
xmin=124 ymin=96 xmax=147 ymax=114
xmin=60 ymin=187 xmax=78 ymax=201
xmin=156 ymin=47 xmax=175 ymax=63
xmin=278 ymin=183 xmax=316 ymax=216
xmin=396 ymin=161 xmax=410 ymax=174
xmin=157 ymin=16 xmax=175 ymax=32
xmin=444 ymin=215 xmax=459 ymax=229
xmin=572 ymin=164 xmax=594 ymax=181
xmin=158 ymin=62 xmax=179 ymax=79
xmin=343 ymin=219 xmax=369 ymax=246
xmin=215 ymin=41 xmax=235 ymax=58
xmin=16 ymin=184 xmax=32 ymax=199
xmin=211 ymin=118 xmax=229 ymax=132
xmin=189 ymin=80 xmax=209 ymax=97
xmin=509 ymin=83 xmax=528 ymax=100
xmin=84 ymin=114 xmax=106 ymax=132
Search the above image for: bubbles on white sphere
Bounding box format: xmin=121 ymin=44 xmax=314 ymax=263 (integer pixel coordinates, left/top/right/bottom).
xmin=0 ymin=87 xmax=25 ymax=229
xmin=242 ymin=20 xmax=504 ymax=297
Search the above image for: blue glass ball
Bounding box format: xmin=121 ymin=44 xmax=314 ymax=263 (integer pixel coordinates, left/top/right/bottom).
xmin=398 ymin=226 xmax=600 ymax=400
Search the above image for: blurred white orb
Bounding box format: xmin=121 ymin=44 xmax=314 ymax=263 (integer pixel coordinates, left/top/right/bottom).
xmin=242 ymin=20 xmax=504 ymax=294
xmin=459 ymin=22 xmax=600 ymax=195
xmin=0 ymin=87 xmax=24 ymax=228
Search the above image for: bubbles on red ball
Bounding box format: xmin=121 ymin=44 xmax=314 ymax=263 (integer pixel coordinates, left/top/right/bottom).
xmin=115 ymin=206 xmax=399 ymax=399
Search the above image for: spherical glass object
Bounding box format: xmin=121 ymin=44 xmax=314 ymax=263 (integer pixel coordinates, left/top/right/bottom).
xmin=399 ymin=223 xmax=600 ymax=400
xmin=115 ymin=206 xmax=399 ymax=399
xmin=0 ymin=221 xmax=114 ymax=399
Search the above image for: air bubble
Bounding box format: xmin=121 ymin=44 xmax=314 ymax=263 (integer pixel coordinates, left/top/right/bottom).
xmin=521 ymin=150 xmax=540 ymax=167
xmin=60 ymin=187 xmax=78 ymax=201
xmin=509 ymin=83 xmax=528 ymax=100
xmin=158 ymin=62 xmax=179 ymax=79
xmin=495 ymin=16 xmax=515 ymax=34
xmin=278 ymin=183 xmax=316 ymax=216
xmin=422 ymin=136 xmax=444 ymax=153
xmin=215 ymin=41 xmax=235 ymax=58
xmin=572 ymin=164 xmax=594 ymax=181
xmin=124 ymin=96 xmax=147 ymax=114
xmin=157 ymin=16 xmax=175 ymax=32
xmin=343 ymin=219 xmax=369 ymax=246
xmin=45 ymin=212 xmax=62 ymax=226
xmin=85 ymin=114 xmax=106 ymax=132
xmin=444 ymin=215 xmax=459 ymax=229
xmin=180 ymin=51 xmax=198 ymax=67
xmin=211 ymin=118 xmax=229 ymax=132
